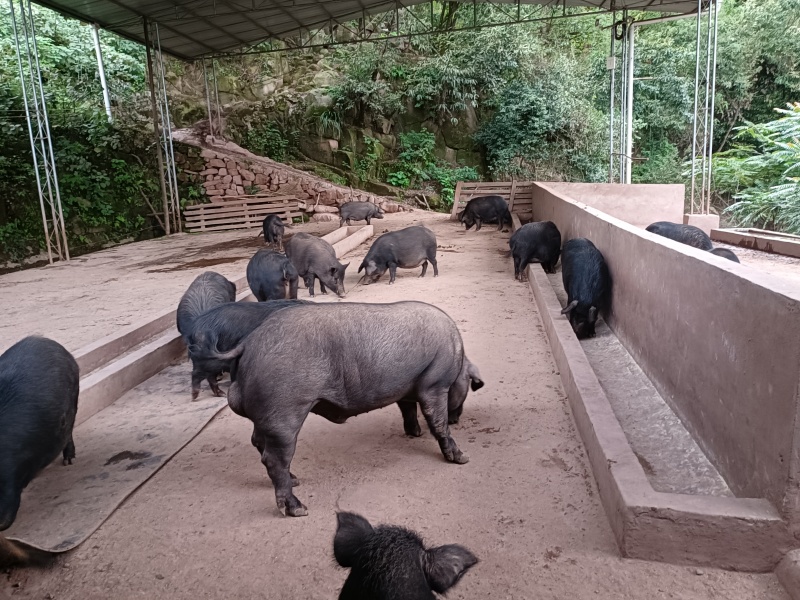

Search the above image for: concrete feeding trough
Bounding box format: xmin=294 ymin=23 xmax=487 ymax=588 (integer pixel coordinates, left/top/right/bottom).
xmin=511 ymin=182 xmax=800 ymax=574
xmin=712 ymin=228 xmax=800 ymax=259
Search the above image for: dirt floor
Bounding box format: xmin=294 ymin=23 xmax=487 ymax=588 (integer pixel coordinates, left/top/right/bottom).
xmin=1 ymin=212 xmax=789 ymax=599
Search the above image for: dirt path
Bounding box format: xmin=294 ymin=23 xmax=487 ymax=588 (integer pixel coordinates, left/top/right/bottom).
xmin=3 ymin=212 xmax=786 ymax=599
xmin=0 ymin=221 xmax=335 ymax=353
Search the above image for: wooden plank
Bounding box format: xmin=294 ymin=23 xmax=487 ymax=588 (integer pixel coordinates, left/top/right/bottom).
xmin=184 ymin=202 xmax=299 ymax=219
xmin=186 ymin=215 xmax=302 ymax=233
xmin=450 ymin=181 xmax=464 ymax=220
xmin=508 ymin=179 xmax=518 ymax=212
xmin=184 ymin=198 xmax=297 ymax=215
xmin=185 ymin=211 xmax=298 ymax=228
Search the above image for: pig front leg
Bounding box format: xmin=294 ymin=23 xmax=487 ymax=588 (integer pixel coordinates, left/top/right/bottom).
xmin=318 ymin=277 xmax=328 ymax=294
xmin=258 ymin=425 xmax=307 ymax=517
xmin=474 ymin=218 xmax=482 ymax=232
xmin=388 ymin=262 xmax=398 ymax=284
xmin=397 ymin=401 xmax=422 ymax=437
xmin=191 ymin=367 xmax=205 ymax=400
xmin=419 ymin=390 xmax=469 ymax=465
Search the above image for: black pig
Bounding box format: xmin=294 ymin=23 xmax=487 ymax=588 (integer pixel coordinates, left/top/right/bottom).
xmin=709 ymin=247 xmax=740 ymax=263
xmin=339 ymin=202 xmax=384 ymax=227
xmin=561 ymin=238 xmax=611 ymax=339
xmin=509 ymin=221 xmax=562 ymax=278
xmin=186 ymin=300 xmax=310 ymax=399
xmin=257 ymin=214 xmax=285 ymax=251
xmin=334 ymin=512 xmax=478 ymax=600
xmin=285 ymin=232 xmax=349 ymax=297
xmin=456 ymin=196 xmax=511 ymax=232
xmin=645 ymin=221 xmax=713 ymax=250
xmin=246 ymin=249 xmax=299 ymax=301
xmin=358 ymin=225 xmax=438 ymax=284
xmin=0 ymin=336 xmax=79 ymax=531
xmin=204 ymin=301 xmax=483 ymax=516
xmin=176 ymin=271 xmax=237 ymax=342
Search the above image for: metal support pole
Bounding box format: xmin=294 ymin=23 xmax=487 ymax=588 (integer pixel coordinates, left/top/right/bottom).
xmin=706 ymin=0 xmax=719 ymax=214
xmin=608 ymin=15 xmax=616 ymax=183
xmin=211 ymin=59 xmax=222 ymax=137
xmin=152 ymin=22 xmax=182 ymax=233
xmin=690 ymin=1 xmax=703 ymax=214
xmin=624 ymin=21 xmax=635 ymax=185
xmin=91 ymin=23 xmax=112 ymax=122
xmin=9 ymin=0 xmax=69 ymax=263
xmin=201 ymin=59 xmax=215 ymax=140
xmin=143 ymin=18 xmax=170 ymax=236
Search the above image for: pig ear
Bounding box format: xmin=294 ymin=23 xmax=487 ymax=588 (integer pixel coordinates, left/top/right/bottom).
xmin=333 ymin=512 xmax=374 ymax=568
xmin=561 ymin=300 xmax=578 ymax=315
xmin=424 ymin=544 xmax=478 ymax=593
xmin=358 ymin=261 xmax=365 ymax=273
xmin=342 ymin=262 xmax=350 ymax=270
xmin=467 ymin=362 xmax=484 ymax=392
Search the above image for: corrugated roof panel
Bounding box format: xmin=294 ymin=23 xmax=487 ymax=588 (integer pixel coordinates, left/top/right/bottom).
xmin=33 ymin=0 xmax=702 ymax=60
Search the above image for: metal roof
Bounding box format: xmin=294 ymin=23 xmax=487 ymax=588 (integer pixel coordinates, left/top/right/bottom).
xmin=33 ymin=1 xmax=702 ymax=61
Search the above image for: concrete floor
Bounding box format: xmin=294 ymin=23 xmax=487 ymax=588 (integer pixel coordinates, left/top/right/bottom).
xmin=1 ymin=211 xmax=788 ymax=599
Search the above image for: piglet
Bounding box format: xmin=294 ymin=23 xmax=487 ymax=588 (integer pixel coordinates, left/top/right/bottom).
xmin=334 ymin=512 xmax=478 ymax=600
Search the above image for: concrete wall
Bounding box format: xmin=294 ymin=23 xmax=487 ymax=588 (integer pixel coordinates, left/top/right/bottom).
xmin=532 ymin=182 xmax=800 ymax=521
xmin=543 ymin=182 xmax=685 ymax=229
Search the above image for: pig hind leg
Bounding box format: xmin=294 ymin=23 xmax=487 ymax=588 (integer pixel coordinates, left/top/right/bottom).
xmin=304 ymin=274 xmax=316 ymax=296
xmin=418 ymin=389 xmax=469 ymax=464
xmin=397 ymin=400 xmax=423 ymax=437
xmin=62 ymin=436 xmax=76 ymax=466
xmin=257 ymin=425 xmax=307 ymax=516
xmin=251 ymin=427 xmax=299 ymax=486
xmin=419 ymin=261 xmax=428 ymax=278
xmin=428 ymin=252 xmax=438 ymax=276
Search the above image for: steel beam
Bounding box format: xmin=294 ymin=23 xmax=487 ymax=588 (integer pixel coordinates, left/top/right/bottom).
xmin=9 ymin=0 xmax=69 ymax=263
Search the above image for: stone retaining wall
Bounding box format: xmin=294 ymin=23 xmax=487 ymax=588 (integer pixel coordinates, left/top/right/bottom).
xmin=174 ymin=132 xmax=409 ymax=221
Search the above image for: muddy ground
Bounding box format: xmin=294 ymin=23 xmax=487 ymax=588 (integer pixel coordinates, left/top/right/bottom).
xmin=1 ymin=211 xmax=788 ymax=599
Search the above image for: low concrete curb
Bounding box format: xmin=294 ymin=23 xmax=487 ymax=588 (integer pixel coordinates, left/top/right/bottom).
xmin=778 ymin=551 xmax=800 ymax=599
xmin=513 ymin=214 xmax=791 ymax=572
xmin=73 ymin=225 xmax=374 ymax=426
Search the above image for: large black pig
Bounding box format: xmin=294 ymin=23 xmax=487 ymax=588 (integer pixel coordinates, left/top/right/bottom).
xmin=456 ymin=196 xmax=512 ymax=232
xmin=560 ymin=238 xmax=611 ymax=339
xmin=206 ymin=301 xmax=484 ymax=516
xmin=357 ymin=225 xmax=438 ymax=284
xmin=186 ymin=300 xmax=310 ymax=399
xmin=334 ymin=512 xmax=478 ymax=600
xmin=257 ymin=214 xmax=285 ymax=251
xmin=339 ymin=201 xmax=384 ymax=227
xmin=246 ymin=249 xmax=299 ymax=301
xmin=0 ymin=336 xmax=79 ymax=531
xmin=176 ymin=271 xmax=237 ymax=342
xmin=645 ymin=221 xmax=713 ymax=250
xmin=285 ymin=232 xmax=349 ymax=297
xmin=709 ymin=247 xmax=740 ymax=263
xmin=509 ymin=221 xmax=562 ymax=278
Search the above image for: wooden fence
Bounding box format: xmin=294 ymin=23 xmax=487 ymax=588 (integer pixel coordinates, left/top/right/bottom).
xmin=184 ymin=195 xmax=302 ymax=233
xmin=450 ymin=181 xmax=534 ymax=221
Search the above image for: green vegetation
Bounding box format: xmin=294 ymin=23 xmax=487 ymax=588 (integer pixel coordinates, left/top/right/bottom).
xmin=0 ymin=0 xmax=799 ymax=263
xmin=713 ymin=103 xmax=800 ymax=233
xmin=0 ymin=4 xmax=158 ymax=262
